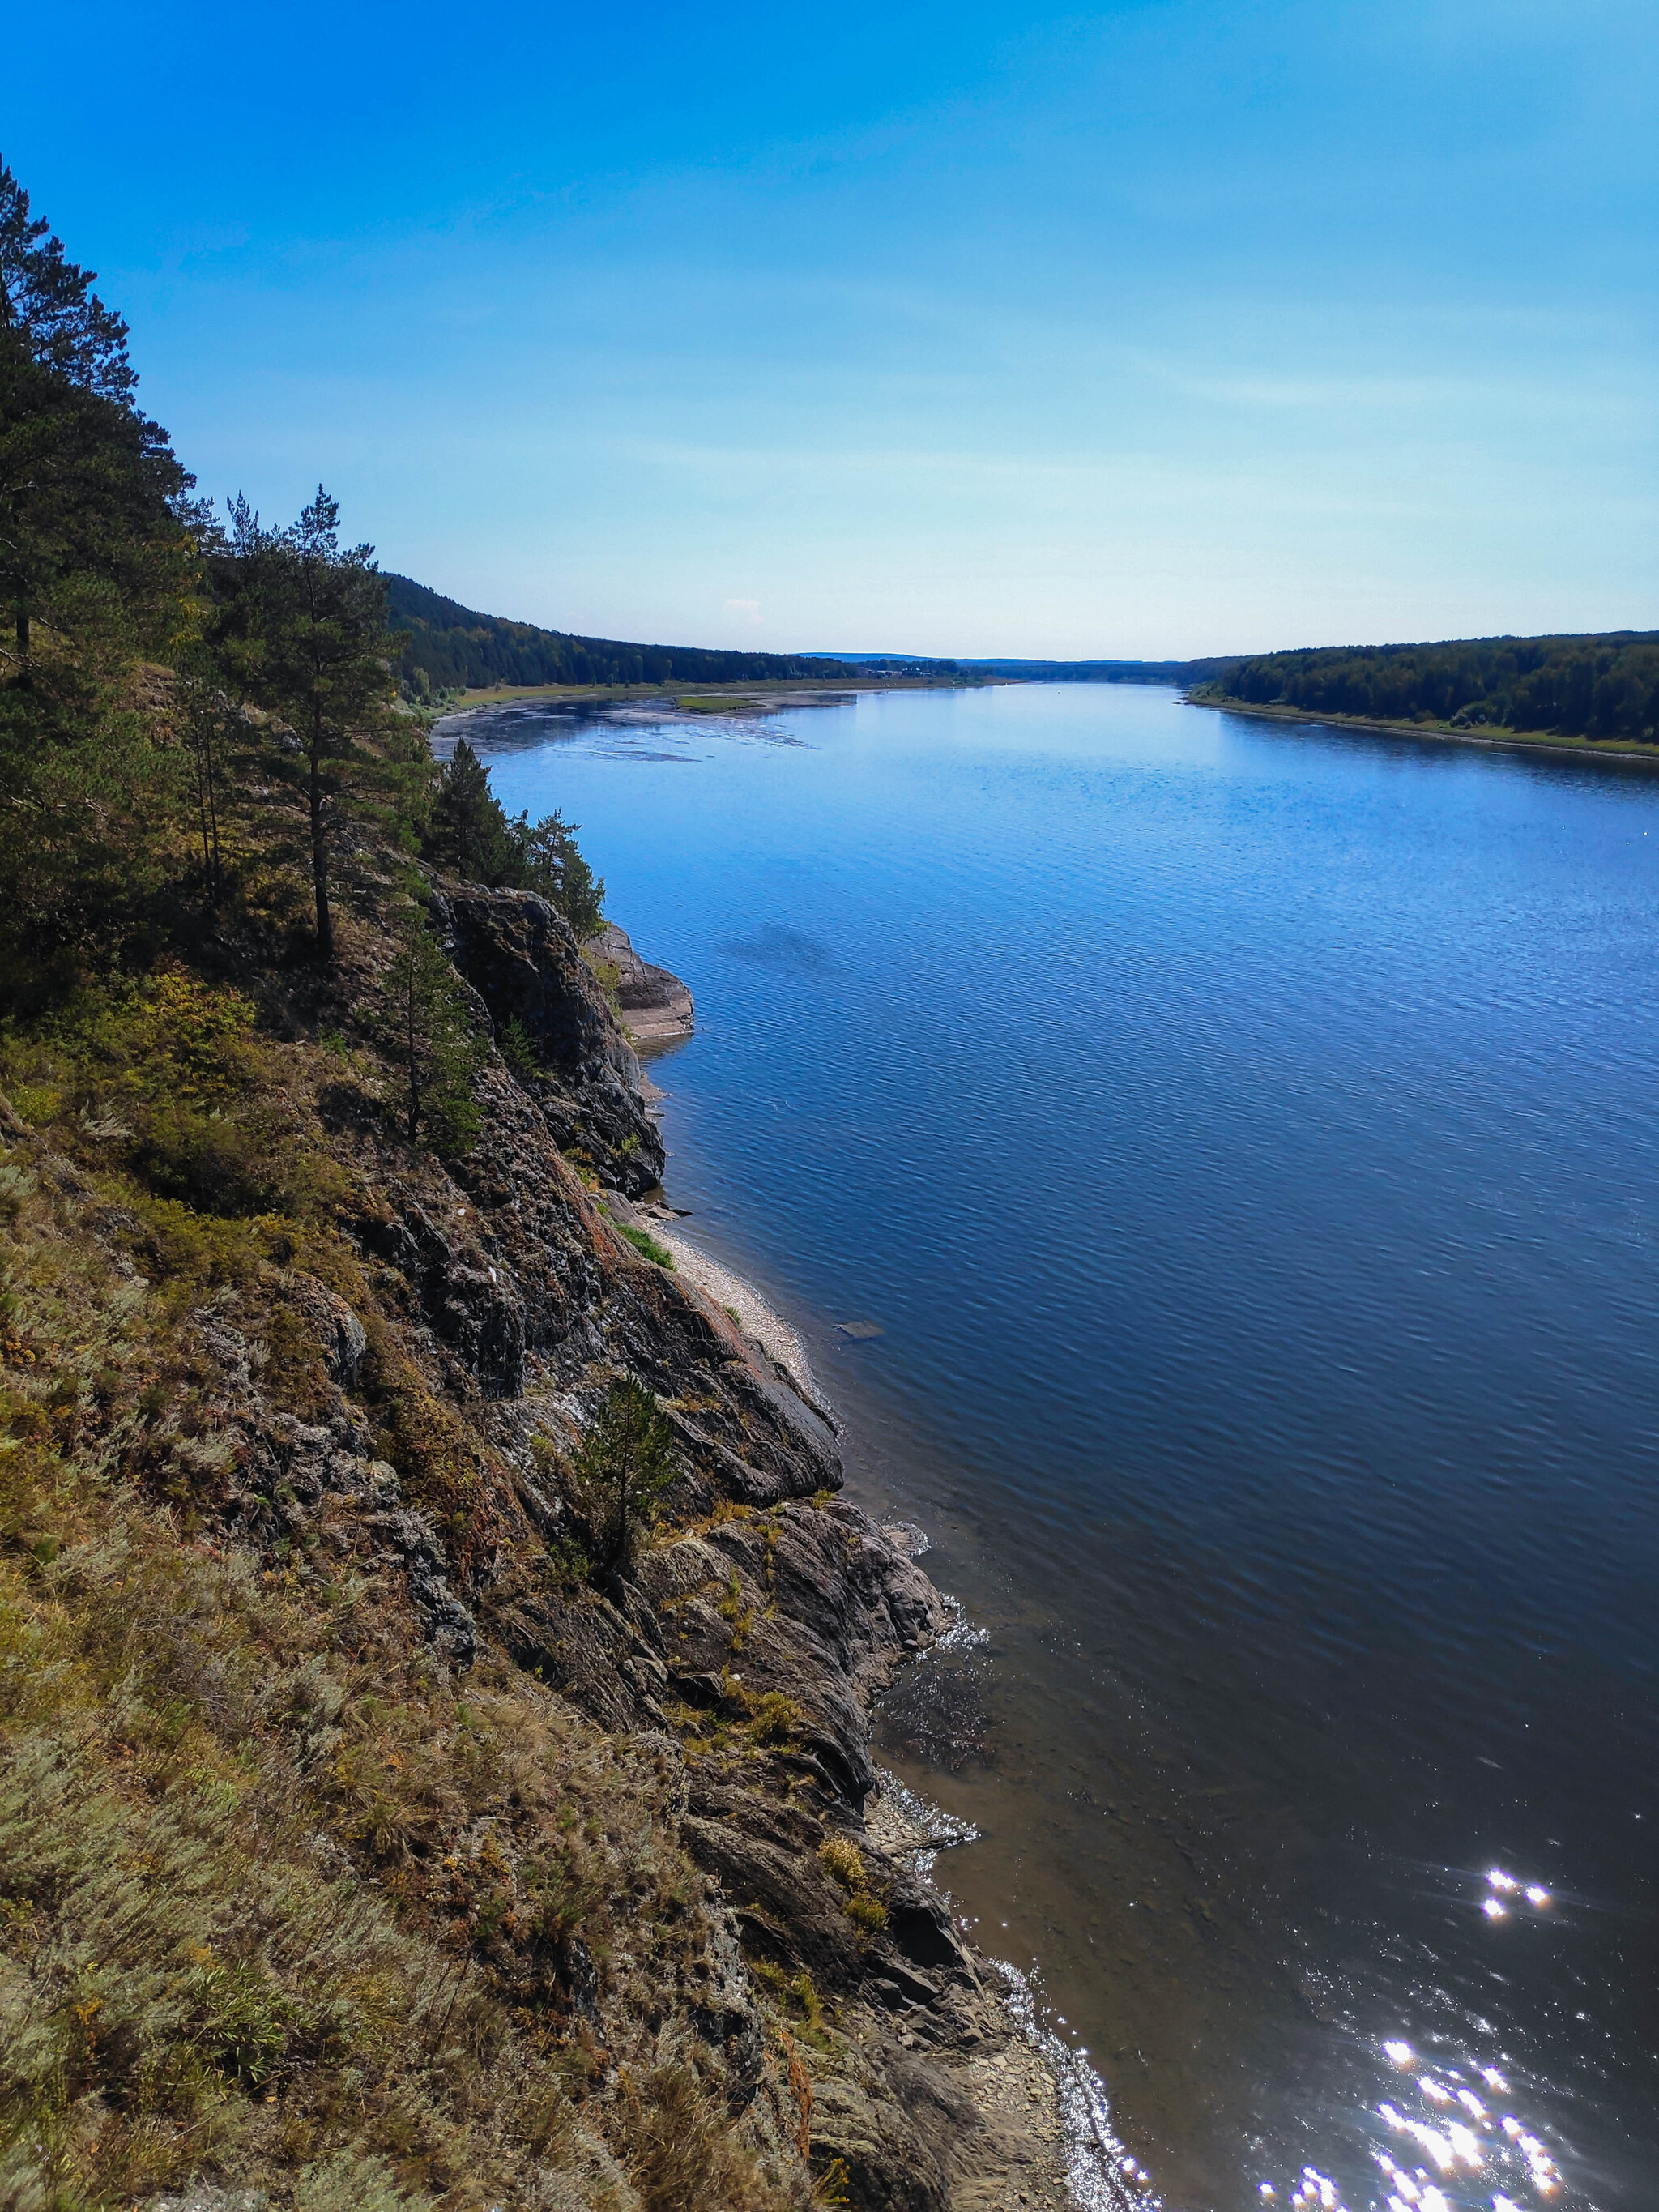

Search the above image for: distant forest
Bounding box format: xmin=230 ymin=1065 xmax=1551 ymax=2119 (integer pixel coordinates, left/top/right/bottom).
xmin=809 ymin=653 xmax=1235 ymax=683
xmin=958 ymin=655 xmax=1239 ymax=684
xmin=386 ymin=575 xmax=859 ymax=695
xmin=386 ymin=576 xmax=1659 ymax=746
xmin=1201 ymin=631 xmax=1659 ymax=743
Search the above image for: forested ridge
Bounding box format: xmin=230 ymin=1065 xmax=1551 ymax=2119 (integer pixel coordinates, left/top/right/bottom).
xmin=955 ymin=655 xmax=1239 ymax=684
xmin=1199 ymin=631 xmax=1659 ymax=744
xmin=386 ymin=574 xmax=859 ymax=697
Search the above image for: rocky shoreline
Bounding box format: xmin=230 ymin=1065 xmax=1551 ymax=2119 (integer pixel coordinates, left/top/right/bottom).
xmin=586 ymin=920 xmax=697 ymax=1047
xmin=325 ymin=880 xmax=1091 ymax=2206
xmin=543 ymin=921 xmax=1092 ymax=2209
xmin=11 ymin=861 xmax=1100 ymax=2210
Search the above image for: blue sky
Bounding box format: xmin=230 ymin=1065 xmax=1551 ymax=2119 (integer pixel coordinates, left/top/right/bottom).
xmin=12 ymin=0 xmax=1657 ymax=655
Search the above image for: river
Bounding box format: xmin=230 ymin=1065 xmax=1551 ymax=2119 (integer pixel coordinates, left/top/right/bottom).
xmin=441 ymin=681 xmax=1658 ymax=2212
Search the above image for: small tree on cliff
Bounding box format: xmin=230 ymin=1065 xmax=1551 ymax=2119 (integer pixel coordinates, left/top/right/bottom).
xmin=516 ymin=808 xmax=604 ymax=938
xmin=427 ymin=737 xmax=517 ymax=883
xmin=377 ymin=914 xmax=486 ymax=1153
xmin=424 ymin=739 xmax=605 ymax=937
xmin=576 ymin=1378 xmax=678 ymax=1569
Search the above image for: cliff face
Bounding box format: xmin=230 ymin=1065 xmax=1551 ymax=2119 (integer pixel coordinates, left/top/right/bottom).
xmin=435 ymin=888 xmax=666 ymax=1197
xmin=0 ymin=880 xmax=1078 ymax=2212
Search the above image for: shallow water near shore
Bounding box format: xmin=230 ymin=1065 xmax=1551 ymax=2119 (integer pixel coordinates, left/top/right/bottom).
xmin=442 ymin=684 xmax=1659 ymax=2212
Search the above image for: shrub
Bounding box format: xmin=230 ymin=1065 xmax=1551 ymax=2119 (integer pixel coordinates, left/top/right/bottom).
xmin=817 ymin=1838 xmax=867 ymax=1894
xmin=616 ymin=1222 xmax=674 ymax=1269
xmin=498 ymin=1015 xmax=541 ymax=1079
xmin=574 ymin=1379 xmax=679 ymax=1569
xmin=619 ymin=2064 xmax=776 ymax=2212
xmin=374 ymin=915 xmax=487 ymax=1155
xmin=818 ymin=1836 xmax=889 ymax=1931
xmin=292 ymin=2146 xmax=433 ymax=2212
xmin=744 ymin=1692 xmax=804 ymax=1748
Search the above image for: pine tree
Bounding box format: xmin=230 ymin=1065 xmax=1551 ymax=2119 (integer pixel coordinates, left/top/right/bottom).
xmin=0 ymin=164 xmax=198 ymax=1002
xmin=427 ymin=739 xmax=517 ymax=883
xmin=214 ymin=488 xmax=397 ymax=959
xmin=0 ymin=161 xmax=192 ymax=683
xmin=173 ymin=663 xmax=236 ymax=909
xmin=574 ymin=1378 xmax=678 ymax=1569
xmin=0 ymin=161 xmax=135 ymax=399
xmin=515 ymin=809 xmax=605 ymax=937
xmin=423 ymin=741 xmax=606 ymax=934
xmin=378 ymin=915 xmax=487 ymax=1152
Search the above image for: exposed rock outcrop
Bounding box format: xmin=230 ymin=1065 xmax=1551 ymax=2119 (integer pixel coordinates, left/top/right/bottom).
xmin=433 ymin=885 xmax=666 ymax=1194
xmin=586 ymin=918 xmax=696 ymax=1047
xmin=32 ymin=879 xmax=1081 ymax=2212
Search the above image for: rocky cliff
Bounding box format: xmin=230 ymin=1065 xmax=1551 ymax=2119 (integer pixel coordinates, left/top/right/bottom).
xmin=582 ymin=923 xmax=695 ymax=1051
xmin=435 ymin=889 xmax=666 ymax=1197
xmin=0 ymin=877 xmax=1078 ymax=2212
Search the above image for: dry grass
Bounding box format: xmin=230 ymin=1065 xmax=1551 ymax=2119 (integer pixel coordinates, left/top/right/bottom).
xmin=0 ymin=975 xmax=810 ymax=2210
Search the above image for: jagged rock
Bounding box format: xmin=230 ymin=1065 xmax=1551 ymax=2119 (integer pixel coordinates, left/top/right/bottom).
xmin=122 ymin=881 xmax=1073 ymax=2211
xmin=882 ymin=1869 xmax=979 ymax=1982
xmin=279 ymin=1270 xmax=368 ymax=1386
xmin=693 ymin=1902 xmax=767 ymax=2110
xmin=203 ymin=1375 xmax=480 ymax=1667
xmin=681 ymin=1800 xmax=868 ymax=1984
xmin=433 ymin=885 xmax=665 ymax=1194
xmin=585 ymin=919 xmax=694 ymax=1045
xmin=806 ymin=2064 xmax=958 ymax=2212
xmin=489 ymin=1578 xmax=662 ymax=1732
xmin=358 ymin=1189 xmax=528 ymax=1395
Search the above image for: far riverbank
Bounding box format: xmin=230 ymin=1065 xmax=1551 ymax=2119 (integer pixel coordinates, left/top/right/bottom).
xmin=433 ymin=671 xmax=1000 ymax=713
xmin=1184 ymin=687 xmax=1659 ymax=767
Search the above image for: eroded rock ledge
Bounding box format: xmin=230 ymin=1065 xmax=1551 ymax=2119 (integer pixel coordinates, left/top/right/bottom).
xmin=432 ymin=890 xmax=1076 ymax=2205
xmin=586 ymin=919 xmax=696 ymax=1048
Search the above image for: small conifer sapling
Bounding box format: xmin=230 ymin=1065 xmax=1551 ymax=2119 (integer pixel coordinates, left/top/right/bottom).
xmin=576 ymin=1378 xmax=678 ymax=1569
xmin=378 ymin=916 xmax=486 ymax=1153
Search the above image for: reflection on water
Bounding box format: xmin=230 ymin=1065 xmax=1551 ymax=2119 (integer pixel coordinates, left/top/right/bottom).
xmin=1370 ymin=2022 xmax=1567 ymax=2209
xmin=452 ymin=685 xmax=1659 ymax=2210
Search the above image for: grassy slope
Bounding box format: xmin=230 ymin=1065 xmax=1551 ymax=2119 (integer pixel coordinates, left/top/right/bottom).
xmin=0 ymin=887 xmax=815 ymax=2210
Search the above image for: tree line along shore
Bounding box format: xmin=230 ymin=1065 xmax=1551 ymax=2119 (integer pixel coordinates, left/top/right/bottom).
xmin=1189 ymin=630 xmax=1659 ymax=753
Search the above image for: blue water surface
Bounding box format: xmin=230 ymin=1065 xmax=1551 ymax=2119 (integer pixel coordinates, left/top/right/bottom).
xmin=448 ymin=684 xmax=1659 ymax=2212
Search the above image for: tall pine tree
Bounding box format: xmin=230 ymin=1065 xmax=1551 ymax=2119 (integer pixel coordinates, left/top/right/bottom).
xmin=0 ymin=160 xmax=192 ymax=680
xmin=0 ymin=164 xmax=198 ymax=1002
xmin=213 ymin=489 xmax=398 ymax=960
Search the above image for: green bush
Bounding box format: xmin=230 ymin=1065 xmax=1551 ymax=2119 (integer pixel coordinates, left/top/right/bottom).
xmin=617 ymin=1223 xmax=674 ymax=1269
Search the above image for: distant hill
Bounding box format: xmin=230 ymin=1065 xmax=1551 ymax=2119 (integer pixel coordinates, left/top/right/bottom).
xmin=386 ymin=574 xmax=862 ymax=695
xmin=961 ymin=655 xmax=1240 ymax=684
xmin=388 ymin=581 xmax=1659 ymax=745
xmin=1198 ymin=630 xmax=1659 ymax=743
xmin=803 ymin=651 xmax=1238 ymax=685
